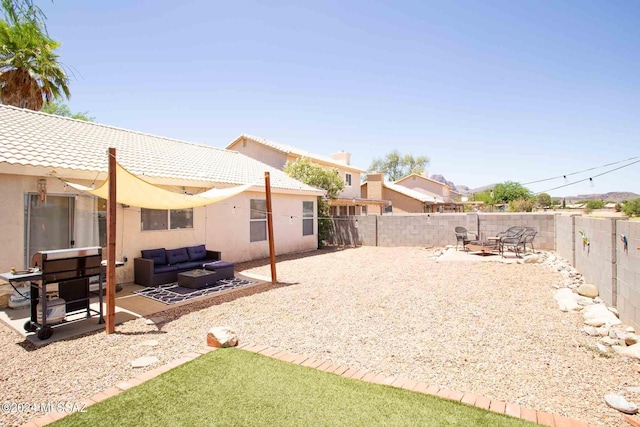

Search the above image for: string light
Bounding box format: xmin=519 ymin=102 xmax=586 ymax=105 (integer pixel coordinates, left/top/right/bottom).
xmin=523 ymin=155 xmax=639 ymax=185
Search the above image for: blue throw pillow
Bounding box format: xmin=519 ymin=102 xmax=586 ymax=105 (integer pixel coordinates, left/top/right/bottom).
xmin=166 ymin=247 xmax=189 ymax=265
xmin=141 ymin=248 xmax=166 ymax=266
xmin=187 ymin=245 xmax=207 ymax=261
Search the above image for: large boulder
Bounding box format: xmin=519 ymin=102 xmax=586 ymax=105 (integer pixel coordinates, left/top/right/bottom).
xmin=577 ymin=284 xmax=599 ymax=298
xmin=207 ymin=326 xmax=238 ymax=348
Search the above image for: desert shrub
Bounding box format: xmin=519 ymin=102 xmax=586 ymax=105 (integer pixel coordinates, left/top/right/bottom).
xmin=509 ymin=198 xmax=535 ymax=212
xmin=622 ymin=198 xmax=640 ymax=217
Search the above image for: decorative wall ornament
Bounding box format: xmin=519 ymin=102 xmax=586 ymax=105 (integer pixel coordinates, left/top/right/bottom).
xmin=579 ymin=231 xmax=590 ymax=248
xmin=621 ymin=234 xmax=628 ymax=252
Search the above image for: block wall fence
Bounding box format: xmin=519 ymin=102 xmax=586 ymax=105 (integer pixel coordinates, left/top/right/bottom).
xmin=328 ymin=213 xmax=640 ymax=328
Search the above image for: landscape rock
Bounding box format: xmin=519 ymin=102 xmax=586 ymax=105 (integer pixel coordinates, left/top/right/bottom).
xmin=575 ymin=295 xmax=594 ymax=306
xmin=554 ymin=288 xmax=580 ymax=312
xmin=601 ymin=337 xmax=619 ymax=346
xmin=608 ymin=307 xmax=620 ymax=317
xmin=583 ymin=326 xmax=609 ymax=337
xmin=577 ymin=284 xmax=599 ymax=298
xmin=596 ymin=343 xmax=608 ymax=354
xmin=141 ymin=340 xmax=159 ymax=347
xmin=524 ymin=255 xmax=540 ymax=264
xmin=613 ymin=344 xmax=640 ymax=360
xmin=582 ymin=304 xmax=622 ymax=327
xmin=627 ymin=334 xmax=640 ymax=346
xmin=628 ymin=327 xmax=637 ymax=333
xmin=207 ymin=326 xmax=238 ymax=348
xmin=604 ymin=393 xmax=639 ymax=414
xmin=131 ymin=356 xmax=159 ymax=368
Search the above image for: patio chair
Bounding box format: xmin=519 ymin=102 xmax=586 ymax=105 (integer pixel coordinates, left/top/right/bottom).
xmin=498 ymin=228 xmax=527 ymax=258
xmin=454 ymin=226 xmax=476 ymax=251
xmin=520 ymin=227 xmax=537 ymax=253
xmin=495 ymin=226 xmax=525 ymax=240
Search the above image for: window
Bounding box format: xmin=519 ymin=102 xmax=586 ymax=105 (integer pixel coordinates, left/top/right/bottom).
xmin=345 ymin=173 xmax=352 ymax=186
xmin=250 ymin=199 xmax=267 ymax=242
xmin=302 ymin=201 xmax=314 ymax=236
xmin=141 ymin=208 xmax=193 ymax=231
xmin=339 ymin=206 xmax=348 ymax=216
xmin=348 ymin=206 xmax=355 ymax=216
xmin=361 ymin=205 xmax=367 ymax=215
xmin=384 ymin=204 xmax=393 ymax=214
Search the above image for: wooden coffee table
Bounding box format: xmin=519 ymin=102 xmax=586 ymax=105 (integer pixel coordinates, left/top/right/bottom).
xmin=177 ymin=269 xmax=218 ymax=289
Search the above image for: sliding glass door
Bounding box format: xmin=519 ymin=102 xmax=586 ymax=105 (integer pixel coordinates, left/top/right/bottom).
xmin=24 ymin=194 xmax=75 ymax=267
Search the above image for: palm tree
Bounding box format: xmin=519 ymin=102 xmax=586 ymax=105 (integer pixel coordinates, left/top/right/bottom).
xmin=0 ymin=1 xmax=69 ymax=110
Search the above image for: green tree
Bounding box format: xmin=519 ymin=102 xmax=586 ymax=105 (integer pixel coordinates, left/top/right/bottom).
xmin=0 ymin=0 xmax=70 ymax=110
xmin=622 ymin=198 xmax=640 ymax=217
xmin=284 ymin=157 xmax=345 ymax=246
xmin=536 ymin=193 xmax=552 ymax=209
xmin=492 ymin=181 xmax=532 ymax=204
xmin=585 ymin=199 xmax=605 ymax=210
xmin=41 ymin=101 xmax=94 ymax=121
xmin=368 ymin=150 xmax=430 ymax=181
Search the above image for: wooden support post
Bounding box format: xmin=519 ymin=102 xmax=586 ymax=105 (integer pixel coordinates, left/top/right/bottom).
xmin=106 ymin=148 xmax=116 ymax=334
xmin=265 ymin=172 xmax=277 ymax=284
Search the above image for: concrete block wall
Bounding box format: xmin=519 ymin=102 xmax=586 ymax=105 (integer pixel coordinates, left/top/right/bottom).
xmin=574 ymin=217 xmax=617 ymax=307
xmin=616 ymin=221 xmax=640 ymax=330
xmin=376 ymin=214 xmax=469 ymax=247
xmin=555 ymin=215 xmax=576 ymax=264
xmin=478 ymin=213 xmax=555 ymax=250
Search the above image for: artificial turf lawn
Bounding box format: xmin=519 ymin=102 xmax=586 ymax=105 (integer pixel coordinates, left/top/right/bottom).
xmin=52 ymin=348 xmax=534 ymax=427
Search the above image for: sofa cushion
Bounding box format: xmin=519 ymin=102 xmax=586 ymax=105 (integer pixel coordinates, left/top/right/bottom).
xmin=166 ymin=247 xmax=189 ymax=265
xmin=175 ymin=261 xmax=204 ymax=270
xmin=154 ymin=264 xmax=179 ymax=274
xmin=141 ymin=248 xmax=167 ymax=266
xmin=187 ymin=244 xmax=207 ymax=261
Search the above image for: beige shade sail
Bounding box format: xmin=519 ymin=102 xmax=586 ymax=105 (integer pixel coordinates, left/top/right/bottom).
xmin=66 ymin=162 xmax=253 ymax=209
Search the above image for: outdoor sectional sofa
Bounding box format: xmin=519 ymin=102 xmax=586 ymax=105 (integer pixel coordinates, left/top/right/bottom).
xmin=134 ymin=245 xmax=228 ymax=287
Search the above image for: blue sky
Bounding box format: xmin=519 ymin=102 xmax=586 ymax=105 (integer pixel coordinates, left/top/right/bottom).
xmin=39 ymin=0 xmax=640 ymax=197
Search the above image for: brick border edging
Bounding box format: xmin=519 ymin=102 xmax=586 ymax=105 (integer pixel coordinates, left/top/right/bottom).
xmin=22 ymin=344 xmax=605 ymax=427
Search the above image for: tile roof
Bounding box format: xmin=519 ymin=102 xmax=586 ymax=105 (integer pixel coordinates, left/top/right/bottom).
xmin=230 ymin=134 xmax=365 ymax=172
xmin=0 ymin=106 xmax=323 ymax=193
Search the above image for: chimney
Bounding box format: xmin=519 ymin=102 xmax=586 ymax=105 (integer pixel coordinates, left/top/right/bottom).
xmin=366 ymin=173 xmax=384 ymax=200
xmin=330 ymin=151 xmax=351 ymax=165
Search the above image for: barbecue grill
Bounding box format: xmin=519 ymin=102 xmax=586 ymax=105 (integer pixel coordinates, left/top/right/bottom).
xmin=25 ymin=247 xmax=104 ymax=340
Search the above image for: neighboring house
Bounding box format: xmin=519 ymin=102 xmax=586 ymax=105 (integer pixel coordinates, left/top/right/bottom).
xmin=394 ymin=173 xmax=461 ymax=203
xmin=361 ymin=173 xmax=463 ymax=214
xmin=0 ymin=106 xmax=323 ymax=284
xmin=226 ymin=134 xmax=388 ymax=216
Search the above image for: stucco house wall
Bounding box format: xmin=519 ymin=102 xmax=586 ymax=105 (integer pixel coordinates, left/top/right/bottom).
xmin=395 ymin=174 xmax=452 ymax=201
xmin=229 ymin=136 xmax=289 ymax=170
xmin=0 ymin=173 xmax=318 ymax=284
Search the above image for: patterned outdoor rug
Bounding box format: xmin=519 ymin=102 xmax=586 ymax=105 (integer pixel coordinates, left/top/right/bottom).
xmin=134 ymin=277 xmax=256 ymax=305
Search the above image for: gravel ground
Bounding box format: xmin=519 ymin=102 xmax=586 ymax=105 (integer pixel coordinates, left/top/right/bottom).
xmin=0 ymin=246 xmax=635 ymax=426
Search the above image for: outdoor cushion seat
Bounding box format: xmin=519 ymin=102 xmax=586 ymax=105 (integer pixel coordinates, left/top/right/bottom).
xmin=203 ymin=260 xmax=235 ymax=282
xmin=141 ymin=248 xmax=167 ymax=266
xmin=174 ymin=261 xmax=205 ymax=270
xmin=154 ymin=264 xmax=179 ymax=274
xmin=166 ymin=247 xmax=190 ymax=265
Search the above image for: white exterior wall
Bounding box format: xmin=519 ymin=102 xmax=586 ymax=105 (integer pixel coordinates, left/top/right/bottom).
xmin=230 ymin=138 xmax=288 ymax=170
xmin=0 ymin=174 xmax=318 ymax=284
xmin=205 ymin=191 xmax=318 ymax=262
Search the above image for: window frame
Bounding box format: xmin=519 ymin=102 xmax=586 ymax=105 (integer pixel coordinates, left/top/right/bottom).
xmin=140 ymin=208 xmax=193 ymax=231
xmin=250 ymin=199 xmax=267 ymax=242
xmin=345 ymin=173 xmax=352 ymax=187
xmin=302 ymin=201 xmax=314 ymax=236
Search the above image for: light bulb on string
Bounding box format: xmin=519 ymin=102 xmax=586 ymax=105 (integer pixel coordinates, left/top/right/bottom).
xmin=354 ymin=219 xmax=358 ymax=229
xmin=232 ymin=205 xmax=236 ymax=215
xmin=589 ymin=177 xmax=594 ymax=187
xmin=289 ymin=216 xmax=293 ymax=224
xmin=563 ymin=175 xmax=567 ymax=183
xmin=427 ymin=214 xmax=431 ymax=224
